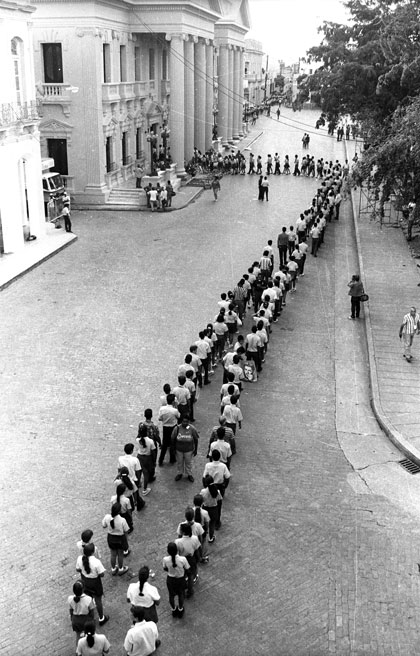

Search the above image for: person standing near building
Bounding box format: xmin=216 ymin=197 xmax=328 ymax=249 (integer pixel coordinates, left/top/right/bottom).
xmin=399 ymin=306 xmax=420 ymax=362
xmin=347 ymin=274 xmax=365 ymax=320
xmin=134 ymin=164 xmax=144 ymax=189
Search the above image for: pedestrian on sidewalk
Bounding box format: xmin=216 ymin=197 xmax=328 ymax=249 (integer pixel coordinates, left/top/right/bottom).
xmin=399 ymin=306 xmax=420 ymax=362
xmin=157 ymin=394 xmax=179 ymax=466
xmin=136 ymin=425 xmax=156 ymax=496
xmin=347 ymin=274 xmax=364 ymax=319
xmin=175 ymin=523 xmax=200 ymax=598
xmin=200 ymin=475 xmax=223 ymax=543
xmin=277 ymin=227 xmax=289 ymax=267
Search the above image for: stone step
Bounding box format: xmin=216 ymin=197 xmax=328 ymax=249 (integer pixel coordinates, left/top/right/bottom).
xmin=107 ymin=189 xmax=143 ymax=206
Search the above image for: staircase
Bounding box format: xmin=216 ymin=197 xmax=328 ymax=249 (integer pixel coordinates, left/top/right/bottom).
xmin=107 ymin=188 xmax=143 ymax=207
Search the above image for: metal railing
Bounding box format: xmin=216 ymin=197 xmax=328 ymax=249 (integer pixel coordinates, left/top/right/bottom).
xmin=0 ymin=100 xmax=40 ymax=127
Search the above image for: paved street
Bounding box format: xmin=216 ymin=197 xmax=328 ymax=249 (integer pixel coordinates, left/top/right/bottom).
xmin=2 ymin=109 xmax=420 ymax=655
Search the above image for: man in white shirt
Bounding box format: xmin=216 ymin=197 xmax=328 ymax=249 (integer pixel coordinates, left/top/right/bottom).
xmin=310 ymin=223 xmax=320 ymax=257
xmin=195 ymin=331 xmax=211 ymax=386
xmin=208 ymin=427 xmax=232 ymax=466
xmin=157 ymin=394 xmax=179 ymax=465
xmin=173 ymin=376 xmax=191 ymax=421
xmin=245 ymin=326 xmax=262 ymax=372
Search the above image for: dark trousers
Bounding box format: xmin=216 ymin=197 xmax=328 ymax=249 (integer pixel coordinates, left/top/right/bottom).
xmin=279 ymin=246 xmax=288 ymax=267
xmin=167 ymin=575 xmax=185 ymax=610
xmin=246 ymin=350 xmax=261 ymax=372
xmin=201 ymin=356 xmax=210 ymax=384
xmin=311 ymin=238 xmax=319 ymax=256
xmin=64 ymin=215 xmax=72 ymax=232
xmin=203 ymin=505 xmax=218 ymax=539
xmin=159 ymin=426 xmax=176 ymax=464
xmin=351 ymin=296 xmax=361 ymax=318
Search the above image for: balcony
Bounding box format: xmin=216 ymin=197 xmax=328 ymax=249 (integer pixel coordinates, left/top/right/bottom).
xmin=0 ymin=100 xmax=40 ymax=128
xmin=134 ymin=81 xmax=147 ymax=98
xmin=160 ymin=79 xmax=170 ymax=97
xmin=119 ymin=82 xmax=136 ymax=101
xmin=38 ymin=84 xmax=74 ymax=116
xmin=102 ymin=83 xmax=121 ymax=103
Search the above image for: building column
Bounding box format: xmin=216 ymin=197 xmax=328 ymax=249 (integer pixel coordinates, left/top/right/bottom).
xmin=205 ymin=40 xmax=214 ymax=149
xmin=217 ymin=44 xmax=229 ymax=146
xmin=194 ymin=38 xmax=206 ymax=153
xmin=184 ymin=35 xmax=195 ymax=161
xmin=228 ymin=45 xmax=234 ymax=143
xmin=233 ymin=46 xmax=241 ymax=140
xmin=238 ymin=48 xmax=245 ymax=137
xmin=167 ymin=33 xmax=185 ymax=175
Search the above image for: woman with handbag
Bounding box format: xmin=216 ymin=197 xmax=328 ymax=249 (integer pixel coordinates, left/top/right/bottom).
xmin=347 ymin=274 xmax=365 ymax=319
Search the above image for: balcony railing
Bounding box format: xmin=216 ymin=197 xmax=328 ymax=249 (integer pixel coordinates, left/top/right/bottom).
xmin=106 ymin=161 xmax=117 ymax=173
xmin=0 ymin=100 xmax=40 ymax=127
xmin=102 ymin=83 xmax=121 ymax=103
xmin=41 ymin=83 xmax=72 ymax=98
xmin=119 ymin=82 xmax=136 ymax=101
xmin=134 ymin=81 xmax=147 ymax=98
xmin=122 ymin=155 xmax=133 ymax=166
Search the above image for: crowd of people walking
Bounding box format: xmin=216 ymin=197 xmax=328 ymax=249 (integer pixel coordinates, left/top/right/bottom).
xmin=67 ymin=140 xmax=347 ymax=656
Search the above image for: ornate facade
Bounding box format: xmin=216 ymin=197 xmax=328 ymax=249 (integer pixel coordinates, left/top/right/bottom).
xmin=0 ymin=0 xmax=45 ymax=254
xmin=31 ymin=0 xmax=250 ymax=204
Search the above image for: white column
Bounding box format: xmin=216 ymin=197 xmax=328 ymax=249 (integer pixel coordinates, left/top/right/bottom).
xmin=205 ymin=40 xmax=214 ymax=149
xmin=217 ymin=44 xmax=229 ymax=146
xmin=233 ymin=47 xmax=241 ymax=140
xmin=228 ymin=45 xmax=234 ymax=143
xmin=194 ymin=38 xmax=206 ymax=153
xmin=238 ymin=48 xmax=245 ymax=137
xmin=167 ymin=33 xmax=185 ymax=175
xmin=184 ymin=36 xmax=195 ymax=161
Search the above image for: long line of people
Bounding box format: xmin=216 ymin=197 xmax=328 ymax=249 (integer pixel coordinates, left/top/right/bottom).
xmin=67 ymin=158 xmax=345 ymax=656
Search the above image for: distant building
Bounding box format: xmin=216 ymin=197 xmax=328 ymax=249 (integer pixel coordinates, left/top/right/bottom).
xmin=244 ymin=38 xmax=264 ymax=108
xmin=31 ymin=0 xmax=250 ymax=205
xmin=0 ymin=0 xmax=45 ymax=255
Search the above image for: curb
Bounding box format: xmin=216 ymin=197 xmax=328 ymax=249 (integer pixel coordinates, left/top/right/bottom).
xmin=345 ymin=142 xmax=420 ymax=468
xmin=73 ymin=187 xmax=204 ymax=213
xmin=0 ymin=234 xmax=78 ymax=292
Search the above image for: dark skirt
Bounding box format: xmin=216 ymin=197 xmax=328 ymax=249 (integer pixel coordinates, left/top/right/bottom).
xmin=107 ymin=533 xmax=126 ymax=551
xmin=81 ymin=574 xmax=103 ymax=598
xmin=71 ymin=613 xmax=91 ymax=633
xmin=166 ymin=575 xmax=186 ymax=596
xmin=131 ymin=603 xmax=159 ymax=623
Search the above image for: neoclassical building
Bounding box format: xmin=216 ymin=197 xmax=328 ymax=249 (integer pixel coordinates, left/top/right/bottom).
xmin=243 ymin=38 xmax=264 ymax=109
xmin=0 ymin=0 xmax=45 ymax=254
xmin=31 ymin=0 xmax=250 ymax=204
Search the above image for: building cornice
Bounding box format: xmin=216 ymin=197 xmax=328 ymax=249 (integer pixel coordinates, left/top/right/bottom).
xmin=0 ymin=0 xmax=36 ymax=13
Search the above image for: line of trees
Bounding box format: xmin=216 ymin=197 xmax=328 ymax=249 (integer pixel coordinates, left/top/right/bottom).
xmin=298 ymin=0 xmax=420 ymax=216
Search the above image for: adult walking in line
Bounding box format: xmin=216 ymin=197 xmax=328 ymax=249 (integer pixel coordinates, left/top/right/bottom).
xmin=399 ymin=306 xmax=420 ymax=362
xmin=212 ymin=175 xmax=221 ymax=201
xmin=171 ymin=416 xmax=199 ymax=482
xmin=347 ymin=274 xmax=365 ymax=320
xmin=157 ymin=394 xmax=179 ymax=466
xmin=277 ymin=227 xmax=289 ymax=268
xmin=261 ymin=176 xmax=269 ymax=201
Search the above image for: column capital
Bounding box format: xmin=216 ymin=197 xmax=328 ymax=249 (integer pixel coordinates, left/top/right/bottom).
xmin=165 ymin=32 xmax=185 ymax=42
xmin=204 ymin=38 xmax=213 ymax=47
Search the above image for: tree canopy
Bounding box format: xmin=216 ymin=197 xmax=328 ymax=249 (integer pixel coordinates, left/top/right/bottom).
xmin=301 ymin=0 xmax=420 ymax=207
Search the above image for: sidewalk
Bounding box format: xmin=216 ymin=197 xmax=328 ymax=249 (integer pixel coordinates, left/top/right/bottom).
xmin=0 ymin=223 xmax=77 ymax=291
xmin=346 ymin=142 xmax=420 ymax=465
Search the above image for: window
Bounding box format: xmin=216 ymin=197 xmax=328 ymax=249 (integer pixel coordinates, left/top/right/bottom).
xmin=136 ymin=128 xmax=142 ymax=159
xmin=42 ymin=43 xmax=63 ymax=83
xmin=134 ymin=46 xmax=141 ymax=81
xmin=11 ymin=38 xmax=24 ymax=105
xmin=106 ymin=136 xmax=114 ymax=172
xmin=149 ymin=48 xmax=155 ymax=80
xmin=120 ymin=45 xmax=127 ymax=82
xmin=122 ymin=131 xmax=129 ymax=165
xmin=162 ymin=50 xmax=168 ymax=80
xmin=103 ymin=44 xmax=111 ymax=83
xmin=47 ymin=139 xmax=68 ymax=176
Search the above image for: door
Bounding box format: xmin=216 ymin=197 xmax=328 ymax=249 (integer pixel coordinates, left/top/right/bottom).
xmin=47 ymin=139 xmax=68 ymax=176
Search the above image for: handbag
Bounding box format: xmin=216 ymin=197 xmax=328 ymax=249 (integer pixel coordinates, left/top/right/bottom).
xmin=360 ymin=293 xmax=369 ymax=302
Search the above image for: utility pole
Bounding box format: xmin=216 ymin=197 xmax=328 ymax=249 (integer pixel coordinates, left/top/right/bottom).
xmin=263 ymin=54 xmax=269 ymax=103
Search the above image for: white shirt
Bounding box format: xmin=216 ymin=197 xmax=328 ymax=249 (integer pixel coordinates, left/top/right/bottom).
xmin=118 ymin=454 xmax=141 ymax=479
xmin=127 ymin=581 xmax=160 ymax=608
xmin=123 ymin=620 xmax=158 ymax=656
